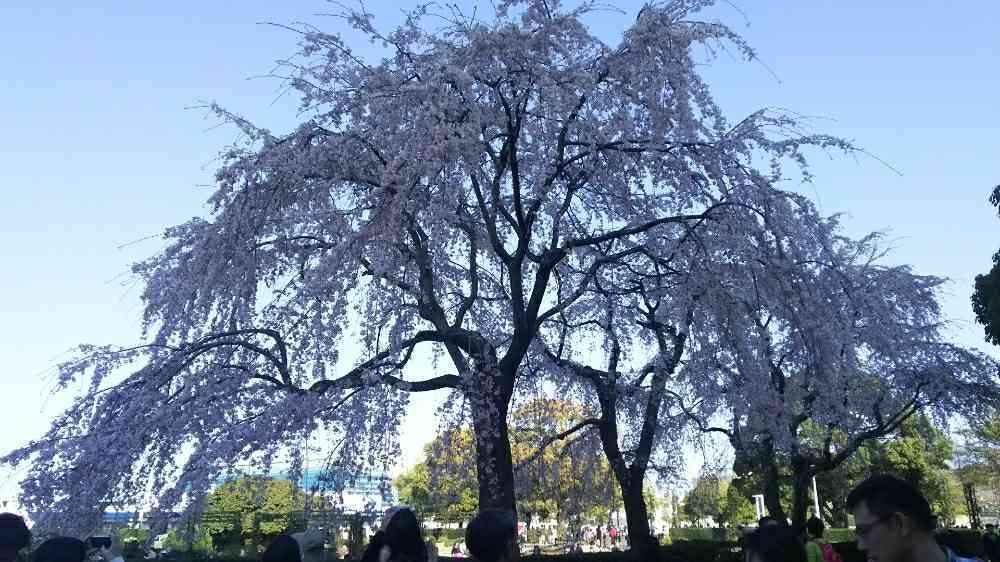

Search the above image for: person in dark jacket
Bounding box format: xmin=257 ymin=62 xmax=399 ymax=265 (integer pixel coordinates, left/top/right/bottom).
xmin=741 ymin=524 xmax=806 ymax=562
xmin=0 ymin=514 xmax=30 ymax=562
xmin=983 ymin=524 xmax=999 ymax=562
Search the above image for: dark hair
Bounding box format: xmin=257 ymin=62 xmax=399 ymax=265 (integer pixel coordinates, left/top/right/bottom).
xmin=846 ymin=474 xmax=936 ymax=532
xmin=806 ymin=517 xmax=825 ymax=539
xmin=363 ymin=508 xmax=426 ymax=562
xmin=389 ymin=508 xmax=429 ymax=561
xmin=0 ymin=514 xmax=30 ymax=550
xmin=263 ymin=535 xmax=301 ymax=562
xmin=465 ymin=509 xmax=516 ymax=562
xmin=757 ymin=516 xmax=779 ymax=527
xmin=33 ymin=537 xmax=87 ymax=562
xmin=360 ymin=531 xmax=386 ymax=562
xmin=742 ymin=525 xmax=806 ymax=562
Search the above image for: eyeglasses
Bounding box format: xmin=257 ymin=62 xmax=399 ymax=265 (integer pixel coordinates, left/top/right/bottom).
xmin=854 ymin=514 xmax=894 ymax=538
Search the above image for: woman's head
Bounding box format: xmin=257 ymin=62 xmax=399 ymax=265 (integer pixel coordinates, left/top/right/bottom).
xmin=742 ymin=524 xmax=806 ymax=562
xmin=382 ymin=507 xmax=426 ymax=561
xmin=263 ymin=534 xmax=301 ymax=562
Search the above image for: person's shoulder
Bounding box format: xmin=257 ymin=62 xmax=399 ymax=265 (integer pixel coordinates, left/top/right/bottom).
xmin=945 ymin=547 xmax=982 ymax=562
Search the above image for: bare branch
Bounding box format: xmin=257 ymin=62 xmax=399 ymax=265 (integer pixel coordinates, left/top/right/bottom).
xmin=513 ymin=418 xmax=601 ymax=472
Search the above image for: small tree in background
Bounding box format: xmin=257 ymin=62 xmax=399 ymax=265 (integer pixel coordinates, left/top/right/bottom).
xmin=202 ymin=477 xmax=324 ymax=550
xmin=683 ymin=474 xmax=722 ymax=527
xmin=395 ymin=432 xmax=479 ymax=524
xmin=718 ymin=479 xmax=757 ymax=528
xmin=396 ymin=398 xmax=616 ymax=525
xmin=873 ymin=417 xmax=957 ymax=525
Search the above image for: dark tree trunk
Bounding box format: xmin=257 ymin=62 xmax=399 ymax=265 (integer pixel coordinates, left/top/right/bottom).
xmin=760 ymin=441 xmax=788 ymax=524
xmin=790 ymin=470 xmax=811 ymax=532
xmin=551 ymin=310 xmax=686 ymax=561
xmin=620 ymin=478 xmax=654 ymax=560
xmin=471 ymin=383 xmax=517 ymax=516
xmin=596 ymin=390 xmax=656 ymax=562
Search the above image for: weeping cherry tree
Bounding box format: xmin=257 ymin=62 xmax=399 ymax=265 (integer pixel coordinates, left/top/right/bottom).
xmin=5 ymin=0 xmax=854 ymax=533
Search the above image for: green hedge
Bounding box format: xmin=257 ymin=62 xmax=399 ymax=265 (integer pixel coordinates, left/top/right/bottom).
xmin=426 ymin=526 xmax=467 ymax=546
xmin=823 ymin=528 xmax=856 ymax=543
xmin=669 ymin=527 xmax=738 ymax=542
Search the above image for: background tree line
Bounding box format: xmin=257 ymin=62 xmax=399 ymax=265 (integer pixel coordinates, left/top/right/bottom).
xmin=396 ymin=398 xmax=661 ymax=531
xmin=680 ymin=415 xmax=1000 ymax=528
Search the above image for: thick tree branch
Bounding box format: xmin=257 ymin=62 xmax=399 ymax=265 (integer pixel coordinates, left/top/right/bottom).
xmin=513 ymin=418 xmax=601 ymax=472
xmin=665 ymin=389 xmax=733 ymax=438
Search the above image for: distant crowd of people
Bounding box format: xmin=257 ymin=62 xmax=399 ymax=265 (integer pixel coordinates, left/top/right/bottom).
xmin=0 ymin=506 xmax=519 ymax=562
xmin=2 ymin=473 xmax=998 ymax=562
xmin=261 ymin=507 xmax=519 ymax=562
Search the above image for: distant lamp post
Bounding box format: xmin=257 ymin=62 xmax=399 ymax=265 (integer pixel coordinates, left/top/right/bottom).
xmin=812 ymin=476 xmax=821 ymax=520
xmin=752 ymin=495 xmax=765 ymax=521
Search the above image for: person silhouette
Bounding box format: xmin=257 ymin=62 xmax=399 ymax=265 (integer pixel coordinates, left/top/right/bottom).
xmin=0 ymin=514 xmax=30 ymax=562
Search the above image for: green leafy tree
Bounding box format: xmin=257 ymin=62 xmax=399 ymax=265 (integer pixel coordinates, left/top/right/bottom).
xmin=396 ymin=433 xmax=479 ymax=523
xmin=736 ymin=417 xmax=957 ymax=526
xmin=510 ymin=399 xmax=619 ymax=526
xmin=955 ymin=412 xmax=1000 ymax=522
xmin=683 ymin=475 xmax=722 ymax=527
xmin=397 ymin=399 xmax=619 ymax=525
xmin=643 ymin=489 xmax=662 ymax=518
xmin=394 ymin=461 xmax=434 ymax=517
xmin=873 ymin=416 xmax=956 ymax=524
xmin=948 ymin=473 xmax=970 ymax=522
xmin=161 ymin=525 xmax=213 ymax=554
xmin=118 ymin=527 xmax=152 ymax=558
xmin=718 ymin=480 xmax=756 ymax=527
xmin=202 ymin=477 xmax=320 ymax=547
xmin=812 ymin=416 xmax=957 ymax=525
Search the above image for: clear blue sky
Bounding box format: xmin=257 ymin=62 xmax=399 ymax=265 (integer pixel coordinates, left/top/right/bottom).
xmin=1 ymin=1 xmax=998 ymax=501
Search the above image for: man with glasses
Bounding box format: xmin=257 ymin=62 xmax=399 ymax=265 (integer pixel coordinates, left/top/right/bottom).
xmin=847 ymin=475 xmax=979 ymax=562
